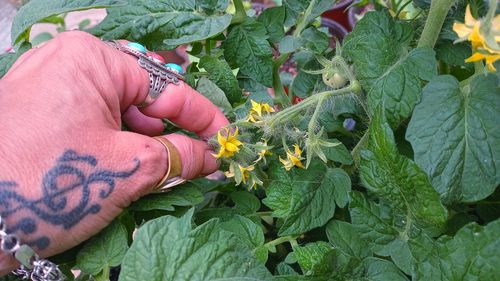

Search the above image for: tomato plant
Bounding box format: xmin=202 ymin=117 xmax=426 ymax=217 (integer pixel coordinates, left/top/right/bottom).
xmin=1 ymin=0 xmax=499 ymax=280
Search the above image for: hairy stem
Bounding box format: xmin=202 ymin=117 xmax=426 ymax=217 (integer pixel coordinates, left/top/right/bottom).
xmin=273 ymin=54 xmax=292 ymax=107
xmin=231 ymin=0 xmax=246 ymax=24
xmin=293 ymin=0 xmax=317 ymax=37
xmin=255 ymin=211 xmax=273 ymax=217
xmin=264 ymin=235 xmax=297 ymax=248
xmin=308 ymin=98 xmax=325 ymax=133
xmin=269 ymin=82 xmax=361 ymax=129
xmin=417 ymin=0 xmax=455 ymax=48
xmin=474 ymin=61 xmax=485 ymax=74
xmin=341 ymin=129 xmax=370 ymax=174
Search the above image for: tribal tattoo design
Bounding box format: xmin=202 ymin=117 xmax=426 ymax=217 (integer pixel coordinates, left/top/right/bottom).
xmin=0 ymin=150 xmax=140 ymax=250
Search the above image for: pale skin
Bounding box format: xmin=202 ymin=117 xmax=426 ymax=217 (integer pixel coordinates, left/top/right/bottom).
xmin=0 ymin=31 xmax=229 ymax=275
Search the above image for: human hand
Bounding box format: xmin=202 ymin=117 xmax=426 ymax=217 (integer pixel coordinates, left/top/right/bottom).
xmin=0 ymin=31 xmax=228 ymax=274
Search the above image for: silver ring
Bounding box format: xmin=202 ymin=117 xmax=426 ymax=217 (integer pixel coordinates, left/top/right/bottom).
xmin=105 ymin=40 xmax=184 ymax=108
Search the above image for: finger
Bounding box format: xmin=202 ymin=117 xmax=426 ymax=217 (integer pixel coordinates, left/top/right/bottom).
xmin=122 ymin=106 xmax=164 ymax=136
xmin=113 ymin=132 xmax=218 ymax=198
xmin=161 ymin=133 xmax=219 ymax=179
xmin=140 ymin=83 xmax=230 ymax=138
xmin=4 ymin=32 xmax=229 ymax=138
xmin=4 ymin=47 xmax=39 ymax=75
xmin=112 ymin=40 xmax=229 ymax=138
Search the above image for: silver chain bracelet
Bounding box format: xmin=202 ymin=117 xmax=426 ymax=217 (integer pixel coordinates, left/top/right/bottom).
xmin=0 ymin=215 xmax=65 ymax=281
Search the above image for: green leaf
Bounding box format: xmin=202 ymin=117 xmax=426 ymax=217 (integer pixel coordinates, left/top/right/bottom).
xmin=360 ymin=106 xmax=448 ymax=234
xmin=344 ymin=11 xmax=437 ymax=127
xmin=230 ymin=191 xmax=261 ymax=215
xmin=283 ymin=0 xmax=336 ymax=27
xmin=436 ymin=41 xmax=473 ymax=68
xmin=349 ymin=192 xmax=398 ymax=253
xmin=294 ymin=241 xmax=333 ymax=275
xmin=91 ymin=0 xmax=232 ymax=49
xmin=329 ymin=168 xmax=351 ymax=208
xmin=76 ymin=220 xmax=128 ymax=275
xmin=410 ymin=219 xmax=500 ymax=281
xmin=279 ymin=27 xmax=328 ymax=54
xmin=363 ymin=258 xmax=409 ymax=281
xmin=217 ymin=215 xmax=264 ymax=248
xmin=300 ymin=27 xmax=329 ymax=54
xmin=199 ymin=56 xmax=242 ymax=104
xmin=119 ymin=209 xmax=271 ymax=281
xmin=291 ymin=57 xmax=322 ymax=98
xmin=224 ymin=18 xmax=273 ymax=87
xmin=11 ymin=0 xmax=125 ymax=45
xmin=257 ymin=6 xmax=285 ymax=43
xmin=130 ymin=183 xmax=203 ymax=211
xmin=323 ymin=140 xmax=353 ymax=165
xmin=30 ymin=32 xmax=53 ymax=46
xmin=276 ymin=262 xmax=299 ymax=276
xmin=196 ymin=77 xmax=233 ymax=114
xmin=325 ymin=220 xmax=371 ymax=261
xmin=278 ymin=36 xmax=303 ymax=54
xmin=263 ymin=161 xmax=351 ymax=236
xmin=406 ymin=74 xmax=500 ymax=204
xmin=349 ymin=192 xmax=413 ymax=275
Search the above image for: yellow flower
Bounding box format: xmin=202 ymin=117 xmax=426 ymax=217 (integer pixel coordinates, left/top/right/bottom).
xmin=213 ymin=127 xmax=242 ymax=158
xmin=465 ymin=51 xmax=500 ymax=71
xmin=453 ymin=5 xmax=500 ymax=71
xmin=247 ymin=100 xmax=275 ymax=123
xmin=256 ymin=148 xmax=272 ymax=161
xmin=453 ymin=5 xmax=482 ymax=46
xmin=255 ymin=142 xmax=272 ymax=163
xmin=225 ymin=164 xmax=255 ymax=184
xmin=279 ymin=144 xmax=305 ymax=171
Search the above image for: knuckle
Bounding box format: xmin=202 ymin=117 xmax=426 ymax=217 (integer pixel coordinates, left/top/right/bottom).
xmin=52 ymin=31 xmax=99 ymax=48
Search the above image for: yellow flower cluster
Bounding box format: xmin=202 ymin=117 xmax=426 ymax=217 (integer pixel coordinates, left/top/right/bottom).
xmin=225 ymin=164 xmax=255 ymax=186
xmin=213 ymin=127 xmax=242 ymax=158
xmin=453 ymin=5 xmax=500 ymax=71
xmin=247 ymin=100 xmax=275 ymax=123
xmin=280 ymin=144 xmax=305 ymax=171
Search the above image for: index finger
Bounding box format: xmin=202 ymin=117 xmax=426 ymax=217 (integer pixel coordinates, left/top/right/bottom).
xmin=140 ymin=82 xmax=230 ymax=138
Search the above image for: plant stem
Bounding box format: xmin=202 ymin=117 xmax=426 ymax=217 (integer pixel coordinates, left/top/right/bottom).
xmin=341 ymin=129 xmax=369 ymax=173
xmin=308 ymin=98 xmax=324 ymax=133
xmin=293 ymin=0 xmax=317 ymax=37
xmin=190 ymin=71 xmax=209 ymax=76
xmin=485 ymin=0 xmax=499 ymax=22
xmin=264 ymin=235 xmax=296 ymax=248
xmin=256 ymin=211 xmax=273 ymax=216
xmin=205 ymin=40 xmax=211 ymax=55
xmin=474 ymin=61 xmax=485 ymax=74
xmin=417 ymin=0 xmax=455 ymax=48
xmin=231 ymin=0 xmax=247 ymax=24
xmin=268 ymin=83 xmax=361 ymax=129
xmin=273 ymin=54 xmax=292 ymax=107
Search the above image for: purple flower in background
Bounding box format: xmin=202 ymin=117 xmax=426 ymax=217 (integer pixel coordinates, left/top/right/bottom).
xmin=343 ymin=118 xmax=356 ymax=131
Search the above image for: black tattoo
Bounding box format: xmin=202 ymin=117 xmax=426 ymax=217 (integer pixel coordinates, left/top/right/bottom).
xmin=0 ymin=150 xmax=140 ymax=250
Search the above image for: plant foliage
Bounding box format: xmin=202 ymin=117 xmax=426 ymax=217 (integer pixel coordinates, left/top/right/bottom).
xmin=1 ymin=0 xmax=499 ymax=280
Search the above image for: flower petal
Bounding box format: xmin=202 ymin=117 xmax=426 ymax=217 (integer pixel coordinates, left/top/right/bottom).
xmin=453 ymin=22 xmax=472 ymax=40
xmin=225 ymin=142 xmax=240 ymax=152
